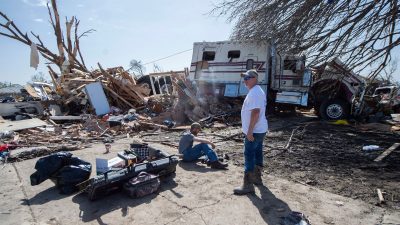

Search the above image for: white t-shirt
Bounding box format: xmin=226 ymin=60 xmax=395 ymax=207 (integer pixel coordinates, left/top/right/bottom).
xmin=241 ymin=85 xmax=268 ymax=134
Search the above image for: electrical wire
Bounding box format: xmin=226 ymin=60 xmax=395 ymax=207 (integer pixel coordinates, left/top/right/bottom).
xmin=143 ymin=48 xmax=192 ymax=65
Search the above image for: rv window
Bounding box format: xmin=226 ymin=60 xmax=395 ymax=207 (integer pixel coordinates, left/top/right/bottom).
xmin=246 ymin=59 xmax=254 ymax=70
xmin=228 ymin=51 xmax=240 ymax=59
xmin=283 ymin=60 xmax=297 ymax=72
xmin=202 ymin=51 xmax=215 ymax=61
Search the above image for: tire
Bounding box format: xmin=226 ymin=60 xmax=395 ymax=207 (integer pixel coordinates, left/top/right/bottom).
xmin=319 ymin=98 xmax=349 ymax=120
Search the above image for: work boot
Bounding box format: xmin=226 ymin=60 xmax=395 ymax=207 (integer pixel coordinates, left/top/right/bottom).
xmin=253 ymin=165 xmax=263 ymax=186
xmin=233 ymin=172 xmax=255 ymax=195
xmin=210 ymin=160 xmax=228 ymax=169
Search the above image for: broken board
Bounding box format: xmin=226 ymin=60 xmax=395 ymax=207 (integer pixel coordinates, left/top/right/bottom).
xmin=374 ymin=143 xmax=400 ymax=162
xmin=0 ymin=118 xmax=48 ymax=131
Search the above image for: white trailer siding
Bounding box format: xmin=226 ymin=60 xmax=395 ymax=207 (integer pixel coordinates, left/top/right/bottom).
xmin=188 ymin=40 xmax=309 ymax=104
xmin=189 ymin=41 xmax=269 ymax=97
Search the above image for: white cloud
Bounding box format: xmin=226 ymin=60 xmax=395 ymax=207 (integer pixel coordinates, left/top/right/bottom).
xmin=34 ymin=18 xmax=44 ymax=22
xmin=22 ymin=0 xmax=49 ymax=7
xmin=37 ymin=0 xmax=48 ymax=7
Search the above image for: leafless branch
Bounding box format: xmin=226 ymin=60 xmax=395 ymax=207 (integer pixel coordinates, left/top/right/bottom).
xmin=0 ymin=0 xmax=92 ymax=74
xmin=212 ymin=0 xmax=400 ymax=80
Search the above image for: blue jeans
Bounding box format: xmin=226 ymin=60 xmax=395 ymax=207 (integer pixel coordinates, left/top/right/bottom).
xmin=182 ymin=143 xmax=218 ymax=162
xmin=244 ymin=133 xmax=266 ymax=172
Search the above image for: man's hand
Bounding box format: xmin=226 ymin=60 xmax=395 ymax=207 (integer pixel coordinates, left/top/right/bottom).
xmin=246 ymin=132 xmax=254 ymax=142
xmin=211 ymin=143 xmax=216 ymax=149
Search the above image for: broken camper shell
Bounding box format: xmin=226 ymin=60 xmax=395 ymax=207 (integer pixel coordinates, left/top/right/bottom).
xmin=188 ymin=40 xmax=310 ymax=106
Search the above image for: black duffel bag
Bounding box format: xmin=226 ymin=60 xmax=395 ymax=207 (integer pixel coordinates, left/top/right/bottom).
xmin=50 ymin=157 xmax=92 ymax=194
xmin=30 ymin=152 xmax=72 ymax=186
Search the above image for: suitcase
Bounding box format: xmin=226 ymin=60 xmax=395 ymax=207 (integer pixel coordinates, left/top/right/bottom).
xmin=83 ymin=149 xmax=178 ymax=200
xmin=123 ymin=172 xmax=160 ymax=198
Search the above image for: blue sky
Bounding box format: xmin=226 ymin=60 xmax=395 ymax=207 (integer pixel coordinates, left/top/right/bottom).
xmin=0 ymin=0 xmax=232 ymax=84
xmin=0 ymin=0 xmax=399 ymax=85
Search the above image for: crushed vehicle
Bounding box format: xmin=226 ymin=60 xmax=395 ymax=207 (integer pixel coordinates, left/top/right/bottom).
xmin=187 ymin=40 xmax=394 ymax=120
xmin=372 ymin=85 xmax=400 ymax=113
xmin=0 ymin=82 xmax=55 ymax=118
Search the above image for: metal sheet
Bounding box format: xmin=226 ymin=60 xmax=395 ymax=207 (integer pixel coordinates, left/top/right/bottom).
xmin=85 ymin=82 xmax=110 ymax=116
xmin=0 ymin=118 xmax=48 ymax=131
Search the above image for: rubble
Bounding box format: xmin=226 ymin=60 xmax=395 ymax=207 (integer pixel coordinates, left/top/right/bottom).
xmin=1 ymin=2 xmax=399 ymax=223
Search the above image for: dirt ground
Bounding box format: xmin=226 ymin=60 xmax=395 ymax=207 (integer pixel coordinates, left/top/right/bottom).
xmin=263 ymin=120 xmax=400 ymax=210
xmin=2 ymin=112 xmax=400 ymax=225
xmin=2 ymin=139 xmax=400 ymax=225
xmin=139 ymin=112 xmax=400 ymax=210
xmin=216 ymin=114 xmax=400 ymax=210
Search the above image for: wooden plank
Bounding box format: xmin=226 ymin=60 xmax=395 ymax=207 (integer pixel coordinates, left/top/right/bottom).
xmin=47 ymin=66 xmax=59 ymax=84
xmin=102 ymin=85 xmax=136 ymax=109
xmin=377 ymin=189 xmax=385 ymax=204
xmin=50 ymin=115 xmax=82 ymax=121
xmin=149 ymin=70 xmax=185 ymax=76
xmin=64 ymin=92 xmax=84 ymax=105
xmin=69 ymin=78 xmax=97 ymax=82
xmin=24 ymin=84 xmax=40 ymax=98
xmin=374 ymin=143 xmax=400 ymax=162
xmin=137 ymin=121 xmax=169 ymax=130
xmin=98 ymin=63 xmax=144 ymax=102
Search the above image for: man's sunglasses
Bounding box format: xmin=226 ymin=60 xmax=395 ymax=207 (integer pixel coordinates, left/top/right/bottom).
xmin=243 ymin=76 xmax=255 ymax=81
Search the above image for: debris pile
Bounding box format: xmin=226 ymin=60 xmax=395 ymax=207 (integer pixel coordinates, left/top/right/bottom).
xmin=53 ymin=65 xmax=150 ymax=113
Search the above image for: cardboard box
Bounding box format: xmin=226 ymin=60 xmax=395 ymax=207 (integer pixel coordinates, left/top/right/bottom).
xmin=117 ymin=151 xmax=138 ymax=167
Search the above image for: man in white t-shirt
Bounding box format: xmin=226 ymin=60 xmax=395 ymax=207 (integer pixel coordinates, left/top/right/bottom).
xmin=234 ymin=69 xmax=268 ymax=195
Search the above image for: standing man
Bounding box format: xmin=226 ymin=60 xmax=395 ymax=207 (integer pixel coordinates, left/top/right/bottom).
xmin=234 ymin=69 xmax=268 ymax=195
xmin=179 ymin=122 xmax=228 ymax=169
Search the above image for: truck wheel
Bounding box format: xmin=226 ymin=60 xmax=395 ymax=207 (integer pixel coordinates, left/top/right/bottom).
xmin=319 ymin=99 xmax=349 ymax=120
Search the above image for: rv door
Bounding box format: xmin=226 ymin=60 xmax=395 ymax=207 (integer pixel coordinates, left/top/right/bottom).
xmin=238 ymin=56 xmax=259 ymax=96
xmin=243 ymin=56 xmax=258 ymax=71
xmin=195 ymin=48 xmax=216 ymax=80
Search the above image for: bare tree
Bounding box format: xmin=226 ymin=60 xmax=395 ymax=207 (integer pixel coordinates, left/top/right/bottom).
xmin=0 ymin=82 xmax=12 ymax=88
xmin=129 ymin=59 xmax=146 ymax=76
xmin=212 ymin=0 xmax=400 ymax=80
xmin=381 ymin=59 xmax=397 ymax=84
xmin=31 ymin=72 xmax=50 ymax=83
xmin=0 ymin=0 xmax=94 ymax=74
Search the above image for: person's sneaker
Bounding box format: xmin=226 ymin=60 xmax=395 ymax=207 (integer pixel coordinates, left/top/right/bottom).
xmin=210 ymin=160 xmax=228 ymax=169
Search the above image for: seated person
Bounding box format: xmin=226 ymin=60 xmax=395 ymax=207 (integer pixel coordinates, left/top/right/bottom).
xmin=178 ymin=122 xmax=228 ymax=169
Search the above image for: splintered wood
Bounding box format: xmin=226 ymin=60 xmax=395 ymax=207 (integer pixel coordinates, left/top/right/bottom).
xmin=374 ymin=143 xmax=400 ymax=162
xmin=56 ymin=65 xmax=150 ymax=110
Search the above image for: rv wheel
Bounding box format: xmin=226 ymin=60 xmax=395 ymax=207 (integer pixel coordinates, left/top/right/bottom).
xmin=319 ymin=98 xmax=349 ymax=120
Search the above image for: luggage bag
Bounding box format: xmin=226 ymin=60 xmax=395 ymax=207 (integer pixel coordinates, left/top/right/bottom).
xmin=123 ymin=172 xmax=160 ymax=198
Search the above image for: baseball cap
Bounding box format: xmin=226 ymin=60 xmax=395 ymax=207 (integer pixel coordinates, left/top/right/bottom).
xmin=241 ymin=70 xmax=258 ymax=80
